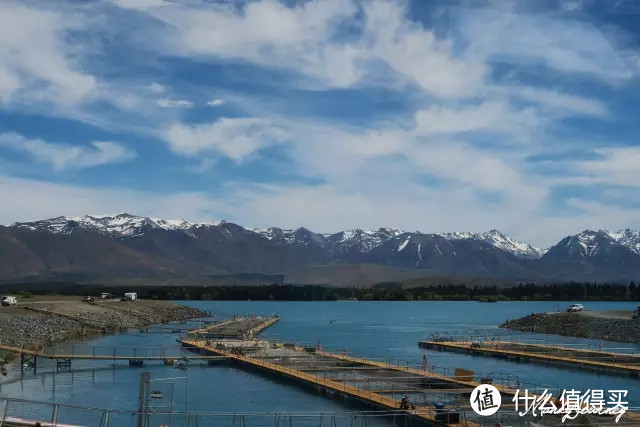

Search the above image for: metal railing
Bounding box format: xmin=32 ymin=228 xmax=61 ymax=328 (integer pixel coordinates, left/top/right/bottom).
xmin=0 ymin=397 xmax=433 ymax=427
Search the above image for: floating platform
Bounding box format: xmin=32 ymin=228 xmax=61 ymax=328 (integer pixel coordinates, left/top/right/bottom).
xmin=0 ymin=344 xmax=227 ymax=361
xmin=419 ymin=340 xmax=640 ymax=376
xmin=188 ymin=315 xmax=278 ymax=338
xmin=178 ymin=338 xmax=496 ymax=426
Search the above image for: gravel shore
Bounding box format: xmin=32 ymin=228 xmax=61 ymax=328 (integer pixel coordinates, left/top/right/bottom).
xmin=0 ymin=299 xmax=206 ymax=369
xmin=500 ymin=310 xmax=640 ymax=343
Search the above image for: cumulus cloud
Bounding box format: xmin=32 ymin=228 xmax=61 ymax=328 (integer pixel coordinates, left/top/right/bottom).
xmin=0 ymin=0 xmax=637 ymax=247
xmin=165 ymin=118 xmax=287 ymax=161
xmin=0 ymin=133 xmax=135 ymax=170
xmin=119 ymin=0 xmax=484 ymax=98
xmin=0 ymin=4 xmax=97 ymax=106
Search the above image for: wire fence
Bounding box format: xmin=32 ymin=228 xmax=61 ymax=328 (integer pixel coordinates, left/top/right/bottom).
xmin=0 ymin=397 xmax=453 ymax=427
xmin=3 ymin=397 xmax=640 ymax=427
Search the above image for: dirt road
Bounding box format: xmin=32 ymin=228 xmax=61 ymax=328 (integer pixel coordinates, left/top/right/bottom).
xmin=578 ymin=310 xmax=633 ymax=320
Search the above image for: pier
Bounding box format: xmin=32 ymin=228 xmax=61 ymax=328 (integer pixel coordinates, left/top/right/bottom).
xmin=0 ymin=343 xmax=228 ymax=374
xmin=188 ymin=315 xmax=278 ymax=338
xmin=419 ymin=340 xmax=640 ymax=376
xmin=4 ymin=313 xmax=640 ymax=426
xmin=178 ymin=337 xmax=495 ymax=426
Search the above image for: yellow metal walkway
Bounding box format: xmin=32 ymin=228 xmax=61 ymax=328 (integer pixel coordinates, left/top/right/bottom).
xmin=180 ymin=338 xmax=479 ymax=427
xmin=0 ymin=344 xmax=227 ymax=361
xmin=419 ymin=340 xmax=640 ymax=376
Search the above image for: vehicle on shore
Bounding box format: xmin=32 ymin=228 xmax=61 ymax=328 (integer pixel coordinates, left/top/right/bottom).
xmin=1 ymin=296 xmax=17 ymax=307
xmin=82 ymin=296 xmax=95 ymax=304
xmin=567 ymin=303 xmax=584 ymax=312
xmin=100 ymin=292 xmax=113 ymax=299
xmin=121 ymin=292 xmax=137 ymax=301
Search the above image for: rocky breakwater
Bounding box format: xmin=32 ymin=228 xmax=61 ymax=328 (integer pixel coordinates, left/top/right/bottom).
xmin=0 ymin=299 xmax=206 ymax=368
xmin=500 ymin=311 xmax=640 ymax=344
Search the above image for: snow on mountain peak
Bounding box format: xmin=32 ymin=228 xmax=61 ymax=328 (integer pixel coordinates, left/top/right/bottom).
xmin=567 ymin=229 xmax=640 ymax=256
xmin=15 ymin=214 xmax=638 ymax=260
xmin=12 ymin=214 xmax=222 ymax=238
xmin=330 ymin=227 xmax=406 ymax=252
xmin=439 ymin=229 xmax=545 ymax=258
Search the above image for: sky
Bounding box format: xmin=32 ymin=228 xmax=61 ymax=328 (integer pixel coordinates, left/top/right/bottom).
xmin=0 ymin=0 xmax=639 ymax=247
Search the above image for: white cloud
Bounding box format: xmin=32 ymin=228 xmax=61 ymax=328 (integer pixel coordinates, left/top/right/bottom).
xmin=0 ymin=67 xmax=20 ymax=101
xmin=156 ymin=98 xmax=194 ymax=108
xmin=459 ymin=8 xmax=635 ymax=80
xmin=0 ymin=4 xmax=97 ymax=106
xmin=414 ymin=101 xmax=539 ymax=136
xmin=165 ymin=118 xmax=287 ymax=161
xmin=0 ymin=175 xmax=221 ymax=226
xmin=0 ymin=0 xmax=636 ymax=249
xmin=113 ymin=0 xmax=169 ymax=10
xmin=0 ymin=133 xmax=135 ymax=171
xmin=360 ymin=1 xmax=485 ymax=98
xmin=123 ymin=0 xmax=484 ymax=98
xmin=513 ymin=87 xmax=608 ymax=117
xmin=409 ymin=141 xmax=544 ymax=202
xmin=0 ymin=168 xmax=634 ymax=248
xmin=577 ymin=147 xmax=640 ymax=187
xmin=149 ymin=82 xmax=166 ymax=93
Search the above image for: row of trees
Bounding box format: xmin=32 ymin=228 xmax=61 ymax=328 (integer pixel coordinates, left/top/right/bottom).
xmin=7 ymin=281 xmax=640 ymax=301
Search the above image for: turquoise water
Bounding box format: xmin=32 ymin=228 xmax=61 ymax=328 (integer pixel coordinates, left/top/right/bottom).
xmin=1 ymin=300 xmax=639 ymax=425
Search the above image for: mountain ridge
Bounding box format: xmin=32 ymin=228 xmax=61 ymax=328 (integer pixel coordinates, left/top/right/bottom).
xmin=13 ymin=213 xmax=547 ymax=257
xmin=4 ymin=213 xmax=640 ymax=284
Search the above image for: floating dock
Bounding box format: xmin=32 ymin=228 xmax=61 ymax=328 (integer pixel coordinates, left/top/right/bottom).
xmin=179 ymin=338 xmax=494 ymax=426
xmin=188 ymin=315 xmax=278 ymax=338
xmin=419 ymin=340 xmax=640 ymax=376
xmin=0 ymin=343 xmax=228 ymax=375
xmin=0 ymin=344 xmax=228 ymax=361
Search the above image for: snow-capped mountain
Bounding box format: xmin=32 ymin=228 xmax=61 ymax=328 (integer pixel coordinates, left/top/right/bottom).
xmin=439 ymin=229 xmax=547 ymax=259
xmin=327 ymin=228 xmax=405 ymax=253
xmin=12 ymin=214 xmax=223 ymax=238
xmin=253 ymin=227 xmax=329 ymax=247
xmin=548 ymin=229 xmax=640 ymax=259
xmin=3 ymin=213 xmax=640 ymax=283
xmin=603 ymin=229 xmax=640 ymax=255
xmin=13 ymin=214 xmax=544 ymax=259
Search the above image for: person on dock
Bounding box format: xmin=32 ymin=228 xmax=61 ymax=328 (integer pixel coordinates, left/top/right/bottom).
xmin=421 ymin=354 xmax=428 ymax=372
xmin=400 ymin=396 xmax=409 ymax=409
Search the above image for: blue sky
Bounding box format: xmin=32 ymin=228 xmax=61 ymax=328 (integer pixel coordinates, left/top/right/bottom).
xmin=0 ymin=0 xmax=639 ymax=246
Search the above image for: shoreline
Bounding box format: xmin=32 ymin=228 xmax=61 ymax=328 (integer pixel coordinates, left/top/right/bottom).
xmin=500 ymin=310 xmax=640 ymax=344
xmin=0 ymin=298 xmax=207 ymax=381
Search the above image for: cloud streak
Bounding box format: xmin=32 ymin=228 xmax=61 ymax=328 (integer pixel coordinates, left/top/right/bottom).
xmin=0 ymin=0 xmax=638 ymax=247
xmin=0 ymin=133 xmax=136 ymax=171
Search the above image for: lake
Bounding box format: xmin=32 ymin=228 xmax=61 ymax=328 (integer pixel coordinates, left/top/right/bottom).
xmin=1 ymin=300 xmax=639 ymax=426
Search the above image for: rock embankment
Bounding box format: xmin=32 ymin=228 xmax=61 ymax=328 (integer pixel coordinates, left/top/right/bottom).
xmin=501 ymin=311 xmax=640 ymax=343
xmin=0 ymin=300 xmax=206 ymax=366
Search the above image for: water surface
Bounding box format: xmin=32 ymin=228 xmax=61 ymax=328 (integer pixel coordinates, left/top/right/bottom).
xmin=1 ymin=300 xmax=639 ymax=425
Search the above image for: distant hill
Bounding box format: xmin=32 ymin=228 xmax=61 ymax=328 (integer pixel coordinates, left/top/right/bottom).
xmin=2 ymin=213 xmax=640 ymax=284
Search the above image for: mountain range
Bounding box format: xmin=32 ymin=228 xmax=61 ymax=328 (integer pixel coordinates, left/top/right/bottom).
xmin=1 ymin=213 xmax=639 ymax=285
